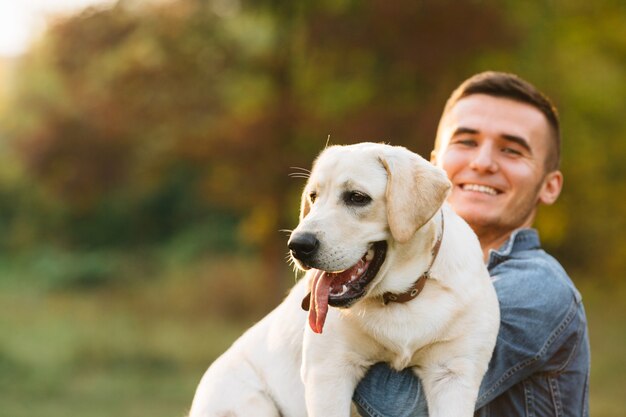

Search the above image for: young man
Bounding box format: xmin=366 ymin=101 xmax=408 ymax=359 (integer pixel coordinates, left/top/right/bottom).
xmin=352 ymin=72 xmax=590 ymax=416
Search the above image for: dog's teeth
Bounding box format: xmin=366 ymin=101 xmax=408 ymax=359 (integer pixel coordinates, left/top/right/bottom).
xmin=332 ymin=285 xmax=349 ymax=297
xmin=365 ymin=249 xmax=374 ymax=261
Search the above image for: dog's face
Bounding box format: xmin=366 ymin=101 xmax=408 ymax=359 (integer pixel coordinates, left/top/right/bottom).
xmin=292 ymin=144 xmax=389 ymax=273
xmin=288 ymin=142 xmax=451 ymax=333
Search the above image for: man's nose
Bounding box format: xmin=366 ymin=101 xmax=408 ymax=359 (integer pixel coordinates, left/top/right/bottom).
xmin=469 ymin=144 xmax=498 ymax=173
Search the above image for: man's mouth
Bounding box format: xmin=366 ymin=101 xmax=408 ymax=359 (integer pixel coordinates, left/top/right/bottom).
xmin=302 ymin=241 xmax=387 ymax=334
xmin=460 ymin=183 xmax=501 ymax=196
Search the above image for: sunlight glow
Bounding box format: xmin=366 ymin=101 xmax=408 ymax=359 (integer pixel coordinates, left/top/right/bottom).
xmin=0 ymin=0 xmax=115 ymax=57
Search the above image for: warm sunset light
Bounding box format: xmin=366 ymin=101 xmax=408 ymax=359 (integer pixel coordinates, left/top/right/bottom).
xmin=0 ymin=0 xmax=115 ymax=57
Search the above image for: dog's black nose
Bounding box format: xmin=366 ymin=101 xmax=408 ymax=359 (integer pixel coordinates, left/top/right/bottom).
xmin=288 ymin=232 xmax=319 ymax=260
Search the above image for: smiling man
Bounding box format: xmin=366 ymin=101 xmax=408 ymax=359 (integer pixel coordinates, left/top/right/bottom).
xmin=433 ymin=89 xmax=563 ymax=259
xmin=353 ymin=72 xmax=590 ymax=416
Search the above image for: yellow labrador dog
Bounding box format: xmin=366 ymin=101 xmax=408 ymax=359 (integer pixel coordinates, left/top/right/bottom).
xmin=189 ymin=143 xmax=499 ymax=417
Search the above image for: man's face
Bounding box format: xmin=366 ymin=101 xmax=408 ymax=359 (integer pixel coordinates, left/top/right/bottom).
xmin=432 ymin=94 xmax=562 ymax=236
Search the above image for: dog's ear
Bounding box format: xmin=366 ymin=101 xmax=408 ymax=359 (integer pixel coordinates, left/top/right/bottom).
xmin=379 ymin=149 xmax=451 ymax=243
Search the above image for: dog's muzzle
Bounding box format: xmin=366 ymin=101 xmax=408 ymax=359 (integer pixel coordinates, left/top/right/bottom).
xmin=299 ymin=240 xmax=388 ymax=334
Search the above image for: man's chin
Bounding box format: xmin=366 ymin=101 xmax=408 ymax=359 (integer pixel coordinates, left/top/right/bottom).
xmin=451 ymin=207 xmax=501 ymax=230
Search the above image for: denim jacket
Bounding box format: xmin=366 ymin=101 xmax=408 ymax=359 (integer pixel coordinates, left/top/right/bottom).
xmin=353 ymin=229 xmax=590 ymax=417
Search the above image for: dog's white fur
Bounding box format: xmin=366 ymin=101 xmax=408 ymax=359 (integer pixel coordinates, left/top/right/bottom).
xmin=189 ymin=143 xmax=499 ymax=417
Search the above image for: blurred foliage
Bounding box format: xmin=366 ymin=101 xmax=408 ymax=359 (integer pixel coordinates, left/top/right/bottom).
xmin=0 ymin=0 xmax=625 ymax=414
xmin=1 ymin=0 xmax=624 ymax=287
xmin=0 ymin=0 xmax=518 ymax=250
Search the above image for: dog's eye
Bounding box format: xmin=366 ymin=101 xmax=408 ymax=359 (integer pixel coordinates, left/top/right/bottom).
xmin=309 ymin=192 xmax=317 ymax=203
xmin=344 ymin=191 xmax=371 ymax=206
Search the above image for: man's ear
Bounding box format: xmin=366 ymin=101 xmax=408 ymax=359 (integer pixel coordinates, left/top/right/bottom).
xmin=538 ymin=170 xmax=563 ymax=205
xmin=379 ymin=148 xmax=451 ymax=243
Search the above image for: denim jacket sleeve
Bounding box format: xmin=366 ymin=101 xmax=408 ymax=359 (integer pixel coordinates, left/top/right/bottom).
xmin=476 ymin=252 xmax=585 ymax=408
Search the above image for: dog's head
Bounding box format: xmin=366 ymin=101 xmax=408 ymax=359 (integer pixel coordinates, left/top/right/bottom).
xmin=288 ymin=142 xmax=450 ymax=333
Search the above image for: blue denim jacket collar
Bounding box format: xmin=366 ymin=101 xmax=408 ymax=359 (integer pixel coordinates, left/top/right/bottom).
xmin=487 ymin=228 xmax=541 ymax=269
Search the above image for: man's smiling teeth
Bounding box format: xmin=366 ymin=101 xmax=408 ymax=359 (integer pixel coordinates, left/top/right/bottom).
xmin=462 ymin=184 xmax=498 ymax=195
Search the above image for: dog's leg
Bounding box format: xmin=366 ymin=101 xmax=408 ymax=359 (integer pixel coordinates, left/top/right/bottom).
xmin=301 ymin=329 xmax=369 ymax=417
xmin=416 ymin=357 xmax=483 ymax=417
xmin=302 ymin=362 xmax=363 ymax=417
xmin=189 ymin=344 xmax=288 ymax=417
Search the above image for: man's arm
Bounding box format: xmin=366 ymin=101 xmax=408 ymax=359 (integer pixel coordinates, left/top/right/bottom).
xmin=352 ymin=257 xmax=584 ymax=416
xmin=476 ymin=256 xmax=583 ymax=406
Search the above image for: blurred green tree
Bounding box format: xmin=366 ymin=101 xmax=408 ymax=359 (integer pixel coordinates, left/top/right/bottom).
xmin=2 ymin=0 xmax=516 ymax=298
xmin=1 ymin=0 xmax=625 ymax=295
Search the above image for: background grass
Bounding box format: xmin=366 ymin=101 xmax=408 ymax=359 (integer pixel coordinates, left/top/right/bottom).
xmin=0 ymin=254 xmax=256 ymax=417
xmin=0 ymin=255 xmax=623 ymax=417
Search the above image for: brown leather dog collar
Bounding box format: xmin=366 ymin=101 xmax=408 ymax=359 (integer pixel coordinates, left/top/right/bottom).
xmin=381 ymin=210 xmax=444 ymax=305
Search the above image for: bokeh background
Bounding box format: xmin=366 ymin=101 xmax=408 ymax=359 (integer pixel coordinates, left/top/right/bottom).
xmin=0 ymin=0 xmax=624 ymax=416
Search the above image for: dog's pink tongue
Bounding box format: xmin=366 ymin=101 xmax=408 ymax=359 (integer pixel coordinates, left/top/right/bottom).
xmin=309 ymin=270 xmax=331 ymax=334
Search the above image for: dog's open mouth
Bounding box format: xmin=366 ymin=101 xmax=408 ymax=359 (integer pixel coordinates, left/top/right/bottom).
xmin=302 ymin=241 xmax=387 ymax=334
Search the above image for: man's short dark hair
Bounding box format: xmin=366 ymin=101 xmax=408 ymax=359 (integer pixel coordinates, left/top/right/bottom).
xmin=435 ymin=71 xmax=561 ymax=171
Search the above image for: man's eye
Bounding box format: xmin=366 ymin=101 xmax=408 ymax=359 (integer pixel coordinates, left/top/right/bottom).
xmin=309 ymin=192 xmax=317 ymax=203
xmin=344 ymin=191 xmax=371 ymax=206
xmin=502 ymin=147 xmax=522 ymax=156
xmin=453 ymin=138 xmax=477 ymax=147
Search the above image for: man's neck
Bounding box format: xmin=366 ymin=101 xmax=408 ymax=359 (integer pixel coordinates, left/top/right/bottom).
xmin=478 ymin=233 xmax=511 ymax=262
xmin=474 ymin=217 xmax=536 ymax=262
